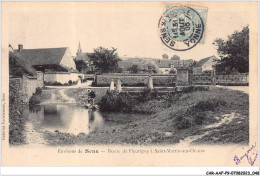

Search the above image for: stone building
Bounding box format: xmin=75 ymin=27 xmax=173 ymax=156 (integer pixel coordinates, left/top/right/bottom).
xmin=193 ymin=55 xmax=218 ymax=75
xmin=17 ymin=44 xmax=80 ymax=84
xmin=155 ymin=59 xmax=193 ymax=74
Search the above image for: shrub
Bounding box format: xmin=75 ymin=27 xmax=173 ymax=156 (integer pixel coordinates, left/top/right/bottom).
xmin=193 ymin=111 xmax=206 ymax=125
xmin=68 ymin=80 xmax=73 ymax=85
xmin=182 ymin=86 xmax=209 ymax=93
xmin=177 ymin=118 xmax=192 ymax=130
xmin=138 ymin=88 xmax=159 ymax=102
xmin=99 ymin=91 xmax=133 ymax=112
xmin=191 ymin=99 xmax=226 ymax=112
xmin=29 ymin=94 xmax=41 ymax=108
xmin=35 ymin=87 xmax=42 ymax=95
xmin=169 ymin=98 xmax=227 ymax=130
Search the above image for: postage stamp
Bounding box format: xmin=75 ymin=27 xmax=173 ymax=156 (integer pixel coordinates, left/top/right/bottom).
xmin=158 ymin=5 xmax=207 ymax=51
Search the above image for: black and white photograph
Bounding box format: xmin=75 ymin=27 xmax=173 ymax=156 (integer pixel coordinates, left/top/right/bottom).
xmin=1 ymin=1 xmax=258 ymax=169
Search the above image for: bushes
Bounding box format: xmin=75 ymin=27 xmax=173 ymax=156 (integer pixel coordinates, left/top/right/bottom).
xmin=170 ymin=98 xmax=227 ymax=130
xmin=137 ymin=89 xmax=159 ymax=102
xmin=177 ymin=118 xmax=192 ymax=130
xmin=35 ymin=87 xmax=42 ymax=95
xmin=44 ymin=80 xmax=78 ymax=86
xmin=99 ymin=91 xmax=134 ymax=112
xmin=99 ymin=88 xmax=165 ymax=113
xmin=29 ymin=88 xmax=43 ymax=108
xmin=182 ymin=86 xmax=209 ymax=93
xmin=191 ymin=99 xmax=226 ymax=112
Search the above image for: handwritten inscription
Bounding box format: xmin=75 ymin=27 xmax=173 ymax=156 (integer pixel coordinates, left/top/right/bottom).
xmin=234 ymin=142 xmax=258 ymax=166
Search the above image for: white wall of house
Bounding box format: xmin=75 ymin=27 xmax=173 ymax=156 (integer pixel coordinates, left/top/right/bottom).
xmin=159 ymin=68 xmax=170 ymax=74
xmin=193 ymin=57 xmax=216 ymax=75
xmin=202 ymin=58 xmax=215 ymax=72
xmin=193 ymin=67 xmax=203 ymax=75
xmin=44 ymin=72 xmax=80 ymax=84
xmin=60 ymin=48 xmax=77 ymax=71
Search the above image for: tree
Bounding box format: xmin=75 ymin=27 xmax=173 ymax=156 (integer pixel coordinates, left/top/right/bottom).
xmin=127 ymin=64 xmax=139 ymax=74
xmin=74 ymin=59 xmax=88 ymax=73
xmin=88 ymin=47 xmax=121 ymax=73
xmin=170 ymin=55 xmax=180 ymax=60
xmin=139 ymin=60 xmax=161 ymax=74
xmin=162 ymin=54 xmax=169 ymax=59
xmin=213 ymin=26 xmax=249 ymax=74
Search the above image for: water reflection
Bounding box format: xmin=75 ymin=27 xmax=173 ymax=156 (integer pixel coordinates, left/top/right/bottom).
xmin=25 ymin=105 xmax=103 ymax=135
xmin=24 ymin=104 xmax=148 ymax=135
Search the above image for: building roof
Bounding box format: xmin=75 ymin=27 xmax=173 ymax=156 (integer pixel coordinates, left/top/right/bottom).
xmin=118 ymin=61 xmax=140 ymax=71
xmin=9 ymin=52 xmax=37 ymax=78
xmin=118 ymin=61 xmax=134 ymax=68
xmin=19 ymin=47 xmax=68 ymax=66
xmin=194 ymin=55 xmax=218 ymax=67
xmin=156 ymin=60 xmax=175 ymax=68
xmin=155 ymin=59 xmax=193 ymax=68
xmin=76 ymin=52 xmax=91 ymax=61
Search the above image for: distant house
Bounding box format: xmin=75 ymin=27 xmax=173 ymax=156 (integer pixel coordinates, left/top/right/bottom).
xmin=118 ymin=61 xmax=141 ymax=73
xmin=155 ymin=59 xmax=193 ymax=74
xmin=17 ymin=44 xmax=80 ymax=84
xmin=193 ymin=55 xmax=218 ymax=75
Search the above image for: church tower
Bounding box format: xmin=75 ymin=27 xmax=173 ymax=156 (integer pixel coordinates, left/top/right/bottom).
xmin=76 ymin=42 xmax=82 ymax=57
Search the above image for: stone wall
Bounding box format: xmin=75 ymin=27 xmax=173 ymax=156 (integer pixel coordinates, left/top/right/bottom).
xmin=95 ymin=73 xmax=248 ymax=87
xmin=84 ymin=74 xmax=95 ymax=80
xmin=36 ymin=72 xmax=44 ymax=87
xmin=44 ymin=72 xmax=80 ymax=84
xmin=96 ymin=74 xmax=177 ymax=86
xmin=192 ymin=74 xmax=249 ymax=85
xmin=9 ymin=78 xmax=23 ymax=105
xmin=215 ymin=74 xmax=249 ymax=85
xmin=9 ymin=72 xmax=44 ymax=103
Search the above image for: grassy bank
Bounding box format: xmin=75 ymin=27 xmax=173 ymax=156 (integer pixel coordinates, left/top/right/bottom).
xmin=45 ymin=87 xmax=249 ymax=145
xmin=9 ymin=104 xmax=27 ymax=145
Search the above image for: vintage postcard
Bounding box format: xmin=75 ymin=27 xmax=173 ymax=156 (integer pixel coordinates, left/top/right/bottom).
xmin=1 ymin=1 xmax=259 ymax=168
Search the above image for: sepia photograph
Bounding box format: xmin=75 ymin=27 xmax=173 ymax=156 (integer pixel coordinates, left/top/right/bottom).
xmin=1 ymin=1 xmax=258 ymax=168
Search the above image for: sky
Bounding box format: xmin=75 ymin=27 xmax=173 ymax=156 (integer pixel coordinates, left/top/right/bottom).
xmin=4 ymin=2 xmax=250 ymax=61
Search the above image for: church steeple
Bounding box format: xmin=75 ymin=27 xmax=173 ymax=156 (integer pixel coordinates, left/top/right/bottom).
xmin=77 ymin=41 xmax=82 ymax=56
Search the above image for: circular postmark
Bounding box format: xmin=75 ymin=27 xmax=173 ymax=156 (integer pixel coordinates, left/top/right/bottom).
xmin=158 ymin=6 xmax=204 ymax=51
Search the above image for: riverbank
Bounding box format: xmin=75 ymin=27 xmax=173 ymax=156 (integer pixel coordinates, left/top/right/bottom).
xmin=9 ymin=103 xmax=27 ymax=145
xmin=43 ymin=87 xmax=249 ymax=145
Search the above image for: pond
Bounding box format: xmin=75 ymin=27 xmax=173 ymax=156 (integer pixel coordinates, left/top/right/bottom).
xmin=23 ymin=104 xmax=148 ymax=136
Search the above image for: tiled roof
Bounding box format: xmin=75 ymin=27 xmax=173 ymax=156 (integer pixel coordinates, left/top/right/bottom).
xmin=118 ymin=61 xmax=135 ymax=68
xmin=9 ymin=51 xmax=37 ymax=78
xmin=155 ymin=59 xmax=193 ymax=68
xmin=194 ymin=55 xmax=217 ymax=67
xmin=156 ymin=60 xmax=176 ymax=68
xmin=19 ymin=47 xmax=68 ymax=66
